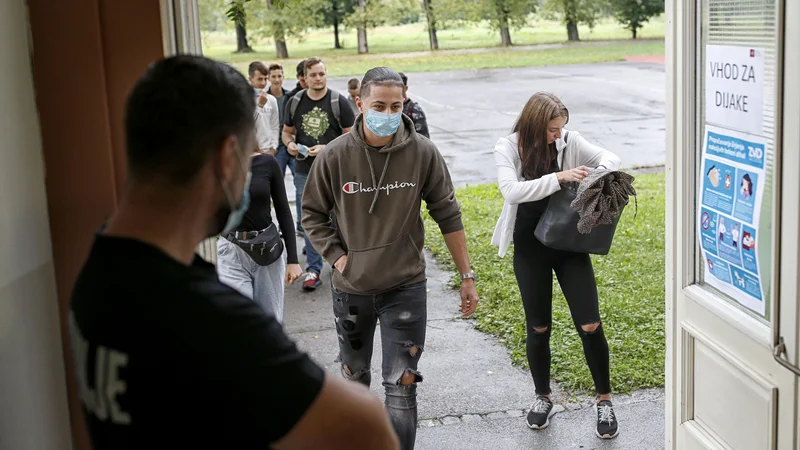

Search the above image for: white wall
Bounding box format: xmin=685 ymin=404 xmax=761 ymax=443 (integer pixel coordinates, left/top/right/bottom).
xmin=0 ymin=1 xmax=73 ymax=449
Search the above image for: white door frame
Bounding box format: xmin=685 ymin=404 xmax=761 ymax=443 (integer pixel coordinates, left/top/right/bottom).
xmin=666 ymin=0 xmax=799 ymax=448
xmin=159 ymin=0 xmax=202 ymax=56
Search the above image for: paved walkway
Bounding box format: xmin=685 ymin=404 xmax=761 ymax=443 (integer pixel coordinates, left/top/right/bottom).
xmin=283 ymin=225 xmax=664 ymax=449
xmin=279 ymin=60 xmax=666 ymax=449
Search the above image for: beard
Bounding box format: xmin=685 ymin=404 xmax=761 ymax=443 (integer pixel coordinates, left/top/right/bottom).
xmin=206 ymin=199 xmax=232 ymax=239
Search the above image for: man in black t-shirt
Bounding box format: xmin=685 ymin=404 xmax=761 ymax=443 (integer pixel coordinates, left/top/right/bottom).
xmin=283 ymin=59 xmax=309 ymax=235
xmin=68 ymin=55 xmax=398 ymax=450
xmin=283 ymin=56 xmax=356 ymax=291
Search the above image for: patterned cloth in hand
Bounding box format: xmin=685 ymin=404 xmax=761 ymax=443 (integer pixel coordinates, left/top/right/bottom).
xmin=570 ymin=170 xmax=636 ymax=234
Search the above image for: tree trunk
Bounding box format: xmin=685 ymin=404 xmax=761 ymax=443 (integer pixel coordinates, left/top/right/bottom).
xmin=358 ymin=27 xmax=369 ymax=53
xmin=357 ymin=0 xmax=368 ymax=54
xmin=266 ymin=0 xmax=287 ymax=57
xmin=235 ymin=22 xmax=253 ymax=53
xmin=334 ymin=18 xmax=342 ymax=49
xmin=566 ymin=20 xmax=580 ymax=41
xmin=423 ymin=0 xmax=439 ymax=50
xmin=632 ymin=26 xmax=638 ymax=39
xmin=500 ymin=26 xmax=512 ymax=47
xmin=333 ymin=0 xmax=342 ymax=49
xmin=274 ymin=39 xmax=289 ymax=59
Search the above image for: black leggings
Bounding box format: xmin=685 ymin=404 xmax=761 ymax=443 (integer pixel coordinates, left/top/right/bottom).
xmin=513 ymin=232 xmax=611 ymax=396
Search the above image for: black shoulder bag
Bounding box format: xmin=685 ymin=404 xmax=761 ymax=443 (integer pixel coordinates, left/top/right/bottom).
xmin=533 ymin=132 xmax=622 ymax=255
xmin=225 ymin=223 xmax=284 ymax=266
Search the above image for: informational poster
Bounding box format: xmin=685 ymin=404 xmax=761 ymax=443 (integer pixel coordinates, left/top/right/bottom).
xmin=698 ymin=125 xmax=766 ymax=315
xmin=705 ymin=45 xmax=765 ymax=135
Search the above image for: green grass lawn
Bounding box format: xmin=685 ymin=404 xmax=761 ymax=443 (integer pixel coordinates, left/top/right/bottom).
xmin=203 ymin=16 xmax=665 ymax=61
xmin=423 ymin=172 xmax=665 ymax=394
xmin=202 ymin=17 xmax=665 ymax=77
xmin=214 ymin=39 xmax=664 ymax=77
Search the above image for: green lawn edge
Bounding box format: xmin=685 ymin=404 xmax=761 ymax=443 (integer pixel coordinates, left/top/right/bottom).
xmin=422 ymin=172 xmax=666 ymax=394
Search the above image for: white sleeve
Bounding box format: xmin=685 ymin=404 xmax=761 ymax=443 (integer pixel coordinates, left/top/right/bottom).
xmin=572 ymin=133 xmax=622 ymax=170
xmin=494 ymin=138 xmax=560 ymax=205
xmin=266 ymin=95 xmax=280 ymax=150
xmin=254 ymin=108 xmax=270 ymax=152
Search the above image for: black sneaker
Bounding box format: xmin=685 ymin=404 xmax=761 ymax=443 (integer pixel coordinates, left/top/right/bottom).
xmin=526 ymin=396 xmax=554 ymax=430
xmin=595 ymin=400 xmax=619 ymax=439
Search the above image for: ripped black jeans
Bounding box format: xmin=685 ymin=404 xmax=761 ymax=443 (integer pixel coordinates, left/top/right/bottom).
xmin=332 ymin=280 xmax=426 ymax=450
xmin=512 ymin=230 xmax=611 ymax=397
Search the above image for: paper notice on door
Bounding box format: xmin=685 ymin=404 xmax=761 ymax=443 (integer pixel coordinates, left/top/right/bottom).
xmin=698 ymin=125 xmax=766 ymax=315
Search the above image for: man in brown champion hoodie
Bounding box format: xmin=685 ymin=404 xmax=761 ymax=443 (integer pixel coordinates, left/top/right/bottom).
xmin=302 ymin=67 xmax=480 ymax=450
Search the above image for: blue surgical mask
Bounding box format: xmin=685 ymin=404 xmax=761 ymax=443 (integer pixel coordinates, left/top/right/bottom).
xmin=220 ymin=169 xmax=252 ymax=236
xmin=253 ymin=87 xmax=261 ymax=97
xmin=365 ymin=109 xmax=402 ymax=137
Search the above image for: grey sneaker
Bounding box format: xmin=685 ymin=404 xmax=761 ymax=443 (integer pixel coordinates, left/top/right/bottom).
xmin=595 ymin=400 xmax=619 ymax=439
xmin=526 ymin=396 xmax=554 ymax=430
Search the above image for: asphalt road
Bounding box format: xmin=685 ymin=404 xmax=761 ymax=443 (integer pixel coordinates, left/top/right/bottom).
xmin=285 ymin=60 xmax=665 ymax=199
xmin=404 ymin=62 xmax=666 ymax=186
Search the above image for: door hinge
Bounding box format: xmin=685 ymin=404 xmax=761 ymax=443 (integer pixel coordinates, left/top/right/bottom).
xmin=773 ymin=337 xmax=800 ymax=377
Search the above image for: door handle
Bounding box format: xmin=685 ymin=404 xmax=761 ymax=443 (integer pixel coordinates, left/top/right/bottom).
xmin=773 ymin=337 xmax=800 ymax=376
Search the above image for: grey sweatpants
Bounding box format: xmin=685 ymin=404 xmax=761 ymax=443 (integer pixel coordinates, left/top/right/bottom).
xmin=216 ymin=237 xmax=286 ymax=322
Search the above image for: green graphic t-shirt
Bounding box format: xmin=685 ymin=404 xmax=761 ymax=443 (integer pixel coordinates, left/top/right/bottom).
xmin=285 ymin=89 xmax=356 ymax=174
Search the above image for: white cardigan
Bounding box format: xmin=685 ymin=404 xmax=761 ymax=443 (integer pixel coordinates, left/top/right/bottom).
xmin=491 ymin=130 xmax=622 ymax=257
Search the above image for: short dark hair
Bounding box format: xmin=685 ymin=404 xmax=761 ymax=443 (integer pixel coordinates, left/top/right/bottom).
xmin=125 ymin=55 xmax=255 ymax=184
xmin=248 ymin=61 xmax=268 ymax=77
xmin=360 ymin=67 xmax=404 ymax=98
xmin=399 ymin=72 xmax=408 ymax=86
xmin=296 ymin=60 xmax=307 ymax=77
xmin=348 ymin=78 xmax=360 ymax=89
xmin=304 ymin=57 xmax=324 ymax=75
xmin=268 ymin=63 xmax=283 ymax=74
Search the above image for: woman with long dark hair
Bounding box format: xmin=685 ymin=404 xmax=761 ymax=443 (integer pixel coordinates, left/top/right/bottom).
xmin=491 ymin=92 xmax=622 ymax=439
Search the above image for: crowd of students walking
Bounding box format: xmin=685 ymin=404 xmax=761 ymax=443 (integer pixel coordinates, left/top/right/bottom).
xmin=68 ymin=54 xmax=624 ymax=450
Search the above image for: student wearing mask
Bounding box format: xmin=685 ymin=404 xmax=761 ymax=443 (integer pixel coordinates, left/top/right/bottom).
xmin=302 ymin=66 xmax=479 ymax=450
xmin=69 ymin=55 xmax=399 ymax=450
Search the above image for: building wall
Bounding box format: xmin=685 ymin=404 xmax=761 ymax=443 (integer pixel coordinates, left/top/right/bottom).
xmin=0 ymin=1 xmax=73 ymax=449
xmin=22 ymin=1 xmax=166 ymax=448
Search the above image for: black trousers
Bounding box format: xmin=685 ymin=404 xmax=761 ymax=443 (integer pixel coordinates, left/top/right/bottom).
xmin=513 ymin=231 xmax=611 ymax=396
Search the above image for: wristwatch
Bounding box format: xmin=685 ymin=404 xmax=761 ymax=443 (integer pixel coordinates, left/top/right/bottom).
xmin=461 ymin=271 xmax=478 ymax=282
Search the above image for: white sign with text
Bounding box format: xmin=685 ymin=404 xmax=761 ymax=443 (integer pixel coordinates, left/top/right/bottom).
xmin=705 ymin=44 xmax=765 ymax=136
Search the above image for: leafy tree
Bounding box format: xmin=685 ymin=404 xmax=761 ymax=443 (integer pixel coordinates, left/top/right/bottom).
xmin=542 ymin=0 xmax=602 ymax=41
xmin=421 ymin=0 xmax=470 ymax=50
xmin=226 ymin=0 xmax=254 ymax=52
xmin=608 ymin=0 xmax=664 ymax=39
xmin=198 ymin=0 xmax=231 ymax=32
xmin=320 ymin=0 xmax=357 ymax=49
xmin=467 ymin=0 xmax=536 ymax=46
xmin=344 ymin=0 xmax=420 ymax=53
xmin=229 ymin=0 xmax=326 ymax=58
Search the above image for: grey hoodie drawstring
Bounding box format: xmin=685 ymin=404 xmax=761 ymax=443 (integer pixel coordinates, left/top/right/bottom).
xmin=364 ymin=147 xmax=392 ymax=214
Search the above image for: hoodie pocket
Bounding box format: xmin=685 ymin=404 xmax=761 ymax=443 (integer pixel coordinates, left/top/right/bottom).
xmin=340 ymin=233 xmax=424 ymax=293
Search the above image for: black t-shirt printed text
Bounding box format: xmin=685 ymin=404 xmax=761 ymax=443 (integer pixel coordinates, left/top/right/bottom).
xmin=69 ymin=235 xmax=324 ymax=449
xmin=285 ymin=89 xmax=356 ymax=174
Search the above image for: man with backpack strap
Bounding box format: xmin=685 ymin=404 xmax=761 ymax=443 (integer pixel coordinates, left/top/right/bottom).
xmin=399 ymin=72 xmax=430 ymax=139
xmin=283 ymin=57 xmax=356 ymax=291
